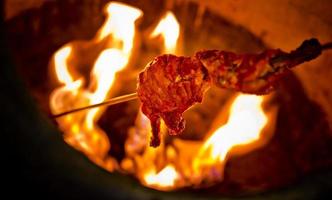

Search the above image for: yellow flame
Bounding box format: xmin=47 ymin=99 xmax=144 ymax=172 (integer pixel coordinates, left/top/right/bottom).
xmin=50 ymin=2 xmax=142 ymax=170
xmin=192 ymin=94 xmax=268 ymax=182
xmin=151 ymin=11 xmax=180 ymax=53
xmin=129 ymin=11 xmax=181 ymax=189
xmin=97 ymin=2 xmax=142 ymax=54
xmin=85 ymin=49 xmax=128 ymax=129
xmin=54 ymin=45 xmax=75 ymax=84
xmin=143 ymin=165 xmax=179 ymax=190
xmin=130 ymin=93 xmax=274 ymax=190
xmin=200 ymin=94 xmax=266 ymax=161
xmin=49 ymin=2 xmax=277 ymax=191
xmin=50 ymin=45 xmax=82 ymax=116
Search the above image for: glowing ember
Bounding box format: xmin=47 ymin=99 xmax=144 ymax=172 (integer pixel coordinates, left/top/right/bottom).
xmin=143 ymin=165 xmax=179 ymax=190
xmin=49 ymin=1 xmax=277 ymax=191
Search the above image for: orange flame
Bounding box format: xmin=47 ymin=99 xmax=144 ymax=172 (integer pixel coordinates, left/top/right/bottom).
xmin=125 ymin=93 xmax=276 ymax=190
xmin=53 ymin=46 xmax=74 ymax=84
xmin=143 ymin=164 xmax=179 ymax=190
xmin=49 ymin=3 xmax=277 ymax=191
xmin=150 ymin=11 xmax=180 ymax=53
xmin=126 ymin=12 xmax=182 ymax=188
xmin=50 ymin=2 xmax=142 ymax=171
xmin=97 ymin=2 xmax=142 ymax=54
xmin=198 ymin=95 xmax=267 ymax=162
xmin=191 ymin=94 xmax=271 ymax=183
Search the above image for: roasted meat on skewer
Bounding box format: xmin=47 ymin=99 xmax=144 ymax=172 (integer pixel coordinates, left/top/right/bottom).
xmin=138 ymin=38 xmax=322 ymax=147
xmin=138 ymin=55 xmax=210 ymax=147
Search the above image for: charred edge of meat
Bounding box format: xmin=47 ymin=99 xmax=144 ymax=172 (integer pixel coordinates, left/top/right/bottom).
xmin=269 ymin=38 xmax=322 ymax=69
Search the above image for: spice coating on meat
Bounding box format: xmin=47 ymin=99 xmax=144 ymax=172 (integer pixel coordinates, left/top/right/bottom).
xmin=195 ymin=49 xmax=290 ymax=94
xmin=138 ymin=39 xmax=322 ymax=147
xmin=138 ymin=50 xmax=285 ymax=147
xmin=137 ymin=54 xmax=210 ymax=147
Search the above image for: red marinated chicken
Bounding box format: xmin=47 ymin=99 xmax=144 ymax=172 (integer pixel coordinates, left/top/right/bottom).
xmin=138 ymin=38 xmax=322 ymax=147
xmin=138 ymin=55 xmax=210 ymax=147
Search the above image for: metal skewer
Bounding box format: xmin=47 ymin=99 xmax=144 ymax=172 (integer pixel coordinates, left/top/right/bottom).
xmin=322 ymin=42 xmax=332 ymax=50
xmin=52 ymin=93 xmax=138 ymax=118
xmin=52 ymin=41 xmax=332 ymax=119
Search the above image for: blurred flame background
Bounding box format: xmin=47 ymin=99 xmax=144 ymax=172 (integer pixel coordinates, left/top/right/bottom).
xmin=49 ymin=2 xmax=278 ymax=191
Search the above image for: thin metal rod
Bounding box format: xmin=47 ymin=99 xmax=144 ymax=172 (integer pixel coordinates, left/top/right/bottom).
xmin=322 ymin=42 xmax=332 ymax=50
xmin=52 ymin=93 xmax=138 ymax=118
xmin=51 ymin=41 xmax=332 ymax=119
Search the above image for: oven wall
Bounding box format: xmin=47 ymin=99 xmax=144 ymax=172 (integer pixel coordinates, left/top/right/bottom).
xmin=5 ymin=0 xmax=44 ymax=20
xmin=185 ymin=0 xmax=332 ymax=128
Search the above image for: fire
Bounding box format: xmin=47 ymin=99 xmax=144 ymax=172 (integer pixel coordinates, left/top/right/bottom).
xmin=53 ymin=46 xmax=73 ymax=84
xmin=85 ymin=49 xmax=128 ymax=130
xmin=49 ymin=2 xmax=277 ymax=191
xmin=150 ymin=11 xmax=180 ymax=53
xmin=143 ymin=164 xmax=179 ymax=190
xmin=126 ymin=12 xmax=182 ymax=188
xmin=97 ymin=2 xmax=142 ymax=54
xmin=198 ymin=95 xmax=267 ymax=162
xmin=192 ymin=94 xmax=269 ymax=183
xmin=124 ymin=93 xmax=275 ymax=190
xmin=50 ymin=2 xmax=142 ymax=170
